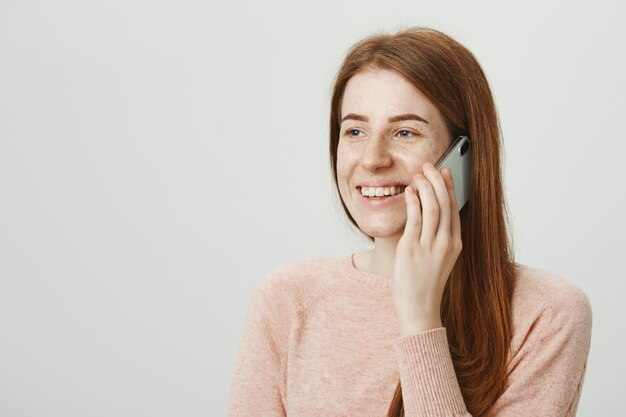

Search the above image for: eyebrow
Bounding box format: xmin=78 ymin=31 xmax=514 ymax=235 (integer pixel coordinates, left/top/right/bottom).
xmin=341 ymin=113 xmax=429 ymax=124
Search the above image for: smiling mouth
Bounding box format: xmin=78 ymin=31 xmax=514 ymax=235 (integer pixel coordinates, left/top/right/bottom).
xmin=357 ymin=186 xmax=406 ymax=199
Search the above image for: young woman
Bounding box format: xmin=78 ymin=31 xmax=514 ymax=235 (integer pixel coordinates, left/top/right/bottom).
xmin=228 ymin=26 xmax=592 ymax=417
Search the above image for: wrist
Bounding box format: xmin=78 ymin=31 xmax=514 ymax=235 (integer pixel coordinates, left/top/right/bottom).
xmin=397 ymin=315 xmax=443 ymax=337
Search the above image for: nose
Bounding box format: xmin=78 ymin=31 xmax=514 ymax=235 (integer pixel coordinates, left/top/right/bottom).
xmin=359 ymin=136 xmax=392 ymax=171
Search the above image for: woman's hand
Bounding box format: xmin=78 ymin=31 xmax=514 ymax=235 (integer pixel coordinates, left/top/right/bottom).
xmin=392 ymin=162 xmax=463 ymax=337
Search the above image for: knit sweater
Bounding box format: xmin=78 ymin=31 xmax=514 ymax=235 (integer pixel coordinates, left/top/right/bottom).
xmin=227 ymin=253 xmax=593 ymax=417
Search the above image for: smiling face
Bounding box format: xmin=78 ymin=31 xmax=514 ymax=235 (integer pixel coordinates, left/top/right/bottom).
xmin=337 ymin=68 xmax=453 ymax=239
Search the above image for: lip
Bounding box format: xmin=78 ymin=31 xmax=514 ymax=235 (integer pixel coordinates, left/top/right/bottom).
xmin=357 ymin=181 xmax=407 ymax=188
xmin=356 ymin=187 xmax=406 ymax=208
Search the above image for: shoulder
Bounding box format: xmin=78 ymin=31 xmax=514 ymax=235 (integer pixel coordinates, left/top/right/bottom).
xmin=512 ymin=263 xmax=592 ymax=317
xmin=252 ymin=255 xmax=345 ymax=319
xmin=510 ymin=263 xmax=593 ymax=350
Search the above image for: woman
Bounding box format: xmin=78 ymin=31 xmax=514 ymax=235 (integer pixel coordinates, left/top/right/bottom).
xmin=228 ymin=26 xmax=592 ymax=417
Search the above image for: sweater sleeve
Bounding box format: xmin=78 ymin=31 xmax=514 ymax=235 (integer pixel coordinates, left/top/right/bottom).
xmin=391 ymin=286 xmax=592 ymax=417
xmin=484 ymin=284 xmax=593 ymax=417
xmin=227 ymin=276 xmax=290 ymax=417
xmin=392 ymin=327 xmax=471 ymax=417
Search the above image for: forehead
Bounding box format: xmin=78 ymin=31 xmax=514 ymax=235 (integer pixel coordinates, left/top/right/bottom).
xmin=340 ymin=69 xmax=438 ymax=123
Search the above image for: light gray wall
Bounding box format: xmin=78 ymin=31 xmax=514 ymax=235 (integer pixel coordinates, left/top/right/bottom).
xmin=1 ymin=0 xmax=623 ymax=416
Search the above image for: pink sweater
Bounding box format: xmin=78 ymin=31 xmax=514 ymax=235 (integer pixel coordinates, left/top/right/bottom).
xmin=228 ymin=253 xmax=592 ymax=417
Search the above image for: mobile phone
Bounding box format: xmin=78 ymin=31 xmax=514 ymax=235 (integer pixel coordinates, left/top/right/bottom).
xmin=434 ymin=135 xmax=471 ymax=211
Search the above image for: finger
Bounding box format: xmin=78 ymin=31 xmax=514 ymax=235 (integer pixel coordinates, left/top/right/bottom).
xmin=413 ymin=171 xmax=438 ymax=244
xmin=443 ymin=168 xmax=462 ymax=242
xmin=403 ymin=184 xmax=422 ymax=238
xmin=423 ymin=163 xmax=451 ymax=238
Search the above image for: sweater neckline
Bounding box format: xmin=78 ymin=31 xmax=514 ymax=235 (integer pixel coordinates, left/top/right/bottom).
xmin=341 ymin=252 xmax=394 ymax=291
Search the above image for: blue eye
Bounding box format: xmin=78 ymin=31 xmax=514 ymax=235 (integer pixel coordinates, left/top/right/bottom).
xmin=342 ymin=128 xmax=417 ymax=138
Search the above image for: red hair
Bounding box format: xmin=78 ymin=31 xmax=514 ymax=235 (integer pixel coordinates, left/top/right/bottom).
xmin=328 ymin=26 xmax=517 ymax=417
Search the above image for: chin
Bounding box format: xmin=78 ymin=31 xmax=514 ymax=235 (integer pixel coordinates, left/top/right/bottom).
xmin=356 ymin=218 xmax=406 ymax=238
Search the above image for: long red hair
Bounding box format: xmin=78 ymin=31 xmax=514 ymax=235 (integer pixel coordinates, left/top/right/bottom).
xmin=328 ymin=26 xmax=518 ymax=417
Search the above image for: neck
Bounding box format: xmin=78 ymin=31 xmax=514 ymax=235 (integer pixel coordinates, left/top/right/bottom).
xmin=364 ymin=236 xmax=401 ymax=277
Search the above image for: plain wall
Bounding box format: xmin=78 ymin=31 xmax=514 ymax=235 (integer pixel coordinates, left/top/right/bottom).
xmin=1 ymin=0 xmax=624 ymax=416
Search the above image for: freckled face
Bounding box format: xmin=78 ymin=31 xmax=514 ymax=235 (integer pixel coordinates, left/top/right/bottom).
xmin=337 ymin=68 xmax=453 ymax=238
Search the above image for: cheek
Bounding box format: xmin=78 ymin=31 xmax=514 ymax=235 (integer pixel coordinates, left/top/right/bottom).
xmin=336 ymin=152 xmax=357 ymax=199
xmin=400 ymin=146 xmax=441 ymax=174
xmin=336 ymin=147 xmax=355 ymax=177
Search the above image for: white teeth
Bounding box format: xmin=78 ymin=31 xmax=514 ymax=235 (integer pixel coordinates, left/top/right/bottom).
xmin=360 ymin=186 xmax=404 ymax=197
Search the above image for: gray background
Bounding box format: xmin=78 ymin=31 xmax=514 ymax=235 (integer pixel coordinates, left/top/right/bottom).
xmin=1 ymin=0 xmax=624 ymax=416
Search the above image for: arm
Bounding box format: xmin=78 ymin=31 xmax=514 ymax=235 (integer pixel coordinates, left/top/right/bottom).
xmin=392 ymin=327 xmax=471 ymax=417
xmin=228 ymin=278 xmax=289 ymax=417
xmin=391 ymin=286 xmax=593 ymax=417
xmin=483 ymin=285 xmax=592 ymax=417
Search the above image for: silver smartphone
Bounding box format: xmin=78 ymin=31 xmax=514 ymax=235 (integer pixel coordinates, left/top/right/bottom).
xmin=434 ymin=135 xmax=471 ymax=211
